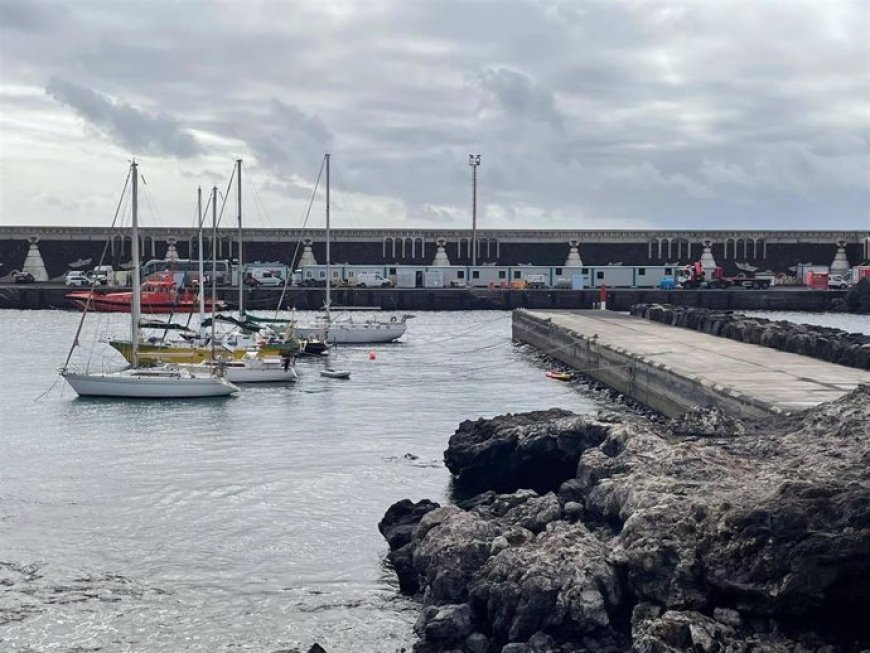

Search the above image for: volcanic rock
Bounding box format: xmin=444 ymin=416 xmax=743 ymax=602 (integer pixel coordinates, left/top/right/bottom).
xmin=381 ymin=385 xmax=870 ymax=652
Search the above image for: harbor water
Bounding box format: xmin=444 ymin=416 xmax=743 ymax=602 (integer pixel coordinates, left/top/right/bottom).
xmin=0 ymin=310 xmax=613 ymax=652
xmin=1 ymin=308 xmax=863 ymax=651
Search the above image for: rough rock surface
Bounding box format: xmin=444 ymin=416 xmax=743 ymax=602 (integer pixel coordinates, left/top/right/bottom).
xmin=630 ymin=303 xmax=870 ymax=369
xmin=381 ymin=386 xmax=870 ymax=652
xmin=834 ymin=277 xmax=870 ymax=314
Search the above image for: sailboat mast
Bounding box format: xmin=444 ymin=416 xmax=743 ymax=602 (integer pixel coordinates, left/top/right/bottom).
xmin=325 ymin=152 xmax=331 ymax=321
xmin=211 ymin=185 xmax=218 ymax=359
xmin=197 ymin=186 xmax=205 ymax=324
xmin=236 ymin=158 xmax=243 ymax=317
xmin=130 ymin=162 xmax=141 ymax=368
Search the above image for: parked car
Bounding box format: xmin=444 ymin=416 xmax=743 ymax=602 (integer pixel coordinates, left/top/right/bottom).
xmin=65 ymin=271 xmax=91 ymax=287
xmin=828 ymin=273 xmax=850 ymax=289
xmin=252 ymin=271 xmax=285 ymax=287
xmin=13 ymin=271 xmax=35 ymax=284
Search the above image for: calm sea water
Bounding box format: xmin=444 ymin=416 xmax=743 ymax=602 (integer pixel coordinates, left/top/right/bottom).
xmin=0 ymin=310 xmax=612 ymax=653
xmin=3 ymin=309 xmax=862 ymax=652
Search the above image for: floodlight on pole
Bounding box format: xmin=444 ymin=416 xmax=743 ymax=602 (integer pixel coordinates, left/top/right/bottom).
xmin=469 ymin=154 xmax=481 ymax=266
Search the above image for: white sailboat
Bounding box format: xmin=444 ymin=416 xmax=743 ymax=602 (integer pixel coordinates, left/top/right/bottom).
xmin=293 ymin=153 xmax=410 ymax=345
xmin=60 ymin=162 xmax=240 ymax=399
xmin=187 ymin=351 xmax=299 ymax=383
xmin=107 ymin=163 xmax=301 ymax=368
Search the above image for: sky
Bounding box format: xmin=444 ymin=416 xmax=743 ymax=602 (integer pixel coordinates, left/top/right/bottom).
xmin=0 ymin=0 xmax=868 ymax=231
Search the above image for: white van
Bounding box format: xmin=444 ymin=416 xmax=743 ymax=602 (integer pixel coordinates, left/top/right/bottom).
xmin=89 ymin=265 xmax=114 ymax=285
xmin=355 ymin=271 xmax=391 ymax=288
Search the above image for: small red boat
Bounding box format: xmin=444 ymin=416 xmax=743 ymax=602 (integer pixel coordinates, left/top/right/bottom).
xmin=66 ymin=272 xmax=226 ymax=314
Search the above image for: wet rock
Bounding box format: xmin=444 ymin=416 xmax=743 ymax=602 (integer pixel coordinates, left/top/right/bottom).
xmin=668 ymin=406 xmax=746 ymax=438
xmin=379 ymin=498 xmax=440 ymax=594
xmin=379 ymin=498 xmax=440 ymax=550
xmin=414 ymin=603 xmax=473 ymax=645
xmin=444 ymin=410 xmax=611 ymax=494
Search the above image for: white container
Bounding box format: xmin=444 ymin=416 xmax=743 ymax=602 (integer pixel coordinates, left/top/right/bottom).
xmin=396 ymin=269 xmax=417 ymax=288
xmin=423 ymin=270 xmax=444 ymax=288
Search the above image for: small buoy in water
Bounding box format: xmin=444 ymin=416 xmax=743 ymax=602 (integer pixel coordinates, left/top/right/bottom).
xmin=369 ymin=351 xmax=377 ymax=360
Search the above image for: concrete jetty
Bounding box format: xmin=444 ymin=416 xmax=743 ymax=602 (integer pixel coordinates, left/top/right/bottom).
xmin=513 ymin=309 xmax=870 ymax=418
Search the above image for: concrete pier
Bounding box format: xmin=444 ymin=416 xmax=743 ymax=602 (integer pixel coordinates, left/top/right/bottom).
xmin=513 ymin=309 xmax=870 ymax=418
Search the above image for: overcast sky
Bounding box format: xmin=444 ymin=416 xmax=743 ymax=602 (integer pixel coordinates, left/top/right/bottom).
xmin=1 ymin=0 xmax=868 ymax=231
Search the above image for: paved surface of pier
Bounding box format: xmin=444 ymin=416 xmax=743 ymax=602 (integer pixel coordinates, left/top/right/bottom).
xmin=515 ymin=310 xmax=870 ymax=416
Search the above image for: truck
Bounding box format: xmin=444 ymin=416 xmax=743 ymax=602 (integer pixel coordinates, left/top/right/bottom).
xmin=525 ymin=274 xmax=547 ymax=289
xmin=679 ymin=262 xmax=774 ymax=289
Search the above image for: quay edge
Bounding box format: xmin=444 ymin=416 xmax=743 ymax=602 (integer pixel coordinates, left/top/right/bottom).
xmin=511 ymin=309 xmax=870 ymax=419
xmin=0 ymin=284 xmax=848 ymax=311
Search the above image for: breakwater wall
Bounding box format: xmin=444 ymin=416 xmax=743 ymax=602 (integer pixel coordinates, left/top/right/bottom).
xmin=0 ymin=284 xmax=846 ymax=312
xmin=630 ymin=303 xmax=870 ymax=370
xmin=513 ymin=310 xmax=775 ymax=418
xmin=512 ymin=310 xmax=870 ymax=418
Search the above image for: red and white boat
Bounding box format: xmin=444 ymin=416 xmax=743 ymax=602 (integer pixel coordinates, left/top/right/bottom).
xmin=66 ymin=272 xmax=226 ymax=314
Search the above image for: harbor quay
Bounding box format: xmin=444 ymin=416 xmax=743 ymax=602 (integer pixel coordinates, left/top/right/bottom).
xmin=512 ymin=309 xmax=870 ymax=417
xmin=0 ymin=283 xmax=848 ymax=311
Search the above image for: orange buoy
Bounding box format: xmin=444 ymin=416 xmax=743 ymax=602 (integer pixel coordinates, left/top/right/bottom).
xmin=369 ymin=351 xmax=377 ymax=360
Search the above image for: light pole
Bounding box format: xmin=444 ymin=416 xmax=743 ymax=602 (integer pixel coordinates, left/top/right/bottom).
xmin=469 ymin=154 xmax=481 ymax=266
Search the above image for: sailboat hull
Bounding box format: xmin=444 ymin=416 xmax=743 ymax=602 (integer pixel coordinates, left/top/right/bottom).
xmin=181 ymin=359 xmax=298 ymax=383
xmin=295 ymin=322 xmax=407 ymax=344
xmin=61 ymin=371 xmax=239 ymax=398
xmin=108 ymin=339 xmax=295 ymax=364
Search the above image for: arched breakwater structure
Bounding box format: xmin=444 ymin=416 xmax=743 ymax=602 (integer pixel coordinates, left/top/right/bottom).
xmin=1 ymin=227 xmax=868 ymax=280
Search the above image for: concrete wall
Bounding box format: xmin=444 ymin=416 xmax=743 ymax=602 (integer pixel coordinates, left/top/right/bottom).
xmin=0 ymin=286 xmax=847 ymax=311
xmin=511 ymin=309 xmax=779 ymax=419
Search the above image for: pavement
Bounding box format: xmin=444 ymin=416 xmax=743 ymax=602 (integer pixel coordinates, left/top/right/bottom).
xmin=527 ymin=310 xmax=870 ymax=413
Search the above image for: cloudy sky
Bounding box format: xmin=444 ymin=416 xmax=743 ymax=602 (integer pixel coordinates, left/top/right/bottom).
xmin=1 ymin=0 xmax=868 ymax=230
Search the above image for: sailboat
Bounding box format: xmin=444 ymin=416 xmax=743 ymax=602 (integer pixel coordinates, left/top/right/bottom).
xmin=60 ymin=162 xmax=240 ymax=399
xmin=107 ymin=162 xmax=301 ymax=367
xmin=292 ymin=153 xmax=411 ymax=344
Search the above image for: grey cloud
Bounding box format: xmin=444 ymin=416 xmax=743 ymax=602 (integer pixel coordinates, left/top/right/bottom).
xmin=1 ymin=1 xmax=866 ymax=229
xmin=45 ymin=77 xmax=202 ymax=158
xmin=0 ymin=0 xmax=67 ymax=31
xmin=239 ymin=100 xmax=334 ymax=178
xmin=474 ymin=68 xmax=563 ymax=129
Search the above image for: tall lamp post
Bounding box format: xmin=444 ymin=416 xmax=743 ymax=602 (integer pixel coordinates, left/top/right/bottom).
xmin=469 ymin=154 xmax=481 ymax=266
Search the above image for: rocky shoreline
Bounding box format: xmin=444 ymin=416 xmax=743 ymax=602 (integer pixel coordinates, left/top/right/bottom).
xmin=379 ymin=386 xmax=870 ymax=652
xmin=628 ymin=303 xmax=870 ymax=370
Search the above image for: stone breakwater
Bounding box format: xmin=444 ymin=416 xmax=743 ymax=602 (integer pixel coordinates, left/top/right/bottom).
xmin=379 ymin=388 xmax=870 ymax=652
xmin=629 ymin=303 xmax=870 ymax=370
